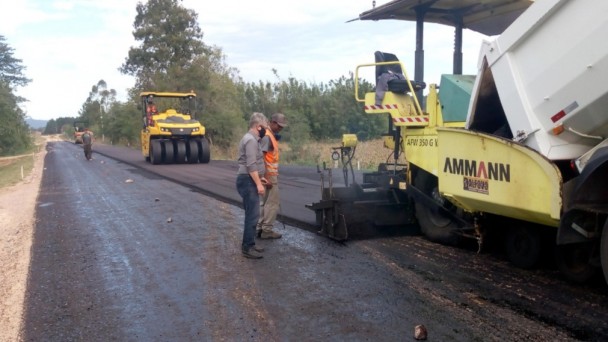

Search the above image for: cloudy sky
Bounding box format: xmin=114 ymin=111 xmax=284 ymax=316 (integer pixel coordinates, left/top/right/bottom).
xmin=0 ymin=0 xmax=491 ymax=121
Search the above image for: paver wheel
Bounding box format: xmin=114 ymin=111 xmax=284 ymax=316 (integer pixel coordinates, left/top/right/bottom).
xmin=413 ymin=172 xmax=459 ymax=245
xmin=505 ymin=224 xmax=541 ymax=269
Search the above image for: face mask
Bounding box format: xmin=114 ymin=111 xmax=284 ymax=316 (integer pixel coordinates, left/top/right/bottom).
xmin=258 ymin=126 xmax=266 ymax=138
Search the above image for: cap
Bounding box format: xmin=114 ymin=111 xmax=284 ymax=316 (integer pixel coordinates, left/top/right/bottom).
xmin=271 ymin=113 xmax=288 ymax=127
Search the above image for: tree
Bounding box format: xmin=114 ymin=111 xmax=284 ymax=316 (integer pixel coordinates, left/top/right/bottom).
xmin=105 ymin=102 xmax=141 ymax=146
xmin=0 ymin=36 xmax=31 ymax=155
xmin=120 ymin=0 xmax=244 ymax=148
xmin=120 ymin=0 xmax=208 ymax=90
xmin=0 ymin=82 xmax=31 ymax=155
xmin=43 ymin=119 xmax=56 ymax=135
xmin=182 ymin=47 xmax=247 ymax=147
xmin=75 ymin=80 xmax=117 ymax=140
xmin=237 ymin=73 xmax=381 ymax=144
xmin=0 ymin=36 xmax=30 ymax=90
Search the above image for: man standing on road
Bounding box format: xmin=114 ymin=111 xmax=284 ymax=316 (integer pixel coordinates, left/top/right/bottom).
xmin=256 ymin=113 xmax=288 ymax=239
xmin=236 ymin=112 xmax=270 ymax=259
xmin=82 ymin=128 xmax=94 ymax=160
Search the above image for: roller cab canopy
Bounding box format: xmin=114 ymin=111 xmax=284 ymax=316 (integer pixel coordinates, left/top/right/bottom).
xmin=356 ymin=0 xmax=534 ymax=36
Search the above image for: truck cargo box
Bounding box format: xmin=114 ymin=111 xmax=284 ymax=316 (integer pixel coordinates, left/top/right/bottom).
xmin=467 ymin=0 xmax=608 ymax=161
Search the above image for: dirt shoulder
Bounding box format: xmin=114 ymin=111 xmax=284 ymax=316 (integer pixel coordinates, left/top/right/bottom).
xmin=0 ymin=136 xmax=54 ymax=341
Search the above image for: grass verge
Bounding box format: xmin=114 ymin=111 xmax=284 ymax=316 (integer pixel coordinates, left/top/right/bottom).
xmin=0 ymin=155 xmax=35 ymax=188
xmin=0 ymin=132 xmax=45 ymax=189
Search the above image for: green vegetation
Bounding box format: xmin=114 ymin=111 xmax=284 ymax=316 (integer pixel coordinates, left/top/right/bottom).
xmin=0 ymin=155 xmax=35 ymax=188
xmin=0 ymin=133 xmax=44 ymax=188
xmin=0 ymin=36 xmax=32 ymax=156
xmin=43 ymin=0 xmax=386 ymax=155
xmin=0 ymin=0 xmax=389 ymax=164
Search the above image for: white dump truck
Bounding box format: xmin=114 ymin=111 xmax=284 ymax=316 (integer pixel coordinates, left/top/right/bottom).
xmin=309 ymin=0 xmax=608 ymax=285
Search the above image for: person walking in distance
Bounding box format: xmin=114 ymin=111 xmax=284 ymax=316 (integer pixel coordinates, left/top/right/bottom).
xmin=236 ymin=112 xmax=270 ymax=259
xmin=82 ymin=128 xmax=94 ymax=160
xmin=257 ymin=113 xmax=288 ymax=239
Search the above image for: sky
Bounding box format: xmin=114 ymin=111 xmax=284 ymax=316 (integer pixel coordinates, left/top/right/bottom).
xmin=0 ymin=0 xmax=491 ymax=121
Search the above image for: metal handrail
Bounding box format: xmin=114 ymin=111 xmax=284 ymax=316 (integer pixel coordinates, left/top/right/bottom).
xmin=354 ymin=61 xmax=424 ymax=116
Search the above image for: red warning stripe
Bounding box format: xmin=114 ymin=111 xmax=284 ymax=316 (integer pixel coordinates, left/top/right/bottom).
xmin=551 ymin=110 xmax=566 ymax=123
xmin=551 ymin=101 xmax=579 ymax=123
xmin=393 ymin=117 xmax=429 ymax=123
xmin=364 ymin=104 xmax=399 ymax=110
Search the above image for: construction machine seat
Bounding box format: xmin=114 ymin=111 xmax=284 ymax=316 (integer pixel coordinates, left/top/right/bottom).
xmin=374 ymin=51 xmax=426 ymax=93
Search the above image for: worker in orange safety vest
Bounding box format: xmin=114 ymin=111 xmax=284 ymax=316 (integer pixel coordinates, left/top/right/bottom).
xmin=256 ymin=113 xmax=288 ymax=239
xmin=145 ymin=96 xmax=158 ymax=127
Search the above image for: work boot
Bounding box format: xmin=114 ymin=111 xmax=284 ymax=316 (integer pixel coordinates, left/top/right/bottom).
xmin=242 ymin=248 xmax=263 ymax=259
xmin=260 ymin=230 xmax=282 ymax=239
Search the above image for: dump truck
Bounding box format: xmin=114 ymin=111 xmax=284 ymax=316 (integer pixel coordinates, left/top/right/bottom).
xmin=140 ymin=91 xmax=210 ymax=164
xmin=308 ymin=0 xmax=608 ymax=285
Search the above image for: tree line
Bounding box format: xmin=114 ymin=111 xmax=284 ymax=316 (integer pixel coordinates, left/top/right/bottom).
xmin=4 ymin=0 xmax=388 ymax=157
xmin=0 ymin=36 xmax=32 ymax=156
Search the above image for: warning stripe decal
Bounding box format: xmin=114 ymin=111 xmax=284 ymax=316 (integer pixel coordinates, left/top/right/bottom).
xmin=364 ymin=104 xmax=399 ymax=110
xmin=393 ymin=117 xmax=429 ymax=123
xmin=364 ymin=104 xmax=428 ymax=123
xmin=551 ymin=101 xmax=579 ymax=123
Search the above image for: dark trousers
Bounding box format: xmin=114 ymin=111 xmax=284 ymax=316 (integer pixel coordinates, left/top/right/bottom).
xmin=236 ymin=174 xmax=259 ymax=251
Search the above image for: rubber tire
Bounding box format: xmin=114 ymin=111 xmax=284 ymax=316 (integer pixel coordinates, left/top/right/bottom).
xmin=198 ymin=138 xmax=211 ymax=164
xmin=187 ymin=140 xmax=199 ymax=164
xmin=555 ymin=242 xmax=598 ymax=283
xmin=175 ymin=140 xmax=187 ymax=164
xmin=601 ymin=220 xmax=608 ymax=286
xmin=414 ymin=172 xmax=459 ymax=245
xmin=150 ymin=140 xmax=162 ymax=165
xmin=505 ymin=225 xmax=541 ymax=269
xmin=162 ymin=140 xmax=175 ymax=164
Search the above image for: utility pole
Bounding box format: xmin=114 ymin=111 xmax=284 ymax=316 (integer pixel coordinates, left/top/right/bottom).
xmin=100 ymin=102 xmax=105 ymax=142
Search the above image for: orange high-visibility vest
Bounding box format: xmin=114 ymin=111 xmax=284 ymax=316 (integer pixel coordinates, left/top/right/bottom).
xmin=147 ymin=104 xmax=157 ymax=114
xmin=264 ymin=131 xmax=279 ymax=176
xmin=146 ymin=105 xmax=157 ymax=126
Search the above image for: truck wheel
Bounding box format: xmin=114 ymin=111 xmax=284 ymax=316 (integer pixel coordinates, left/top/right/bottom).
xmin=162 ymin=140 xmax=175 ymax=164
xmin=601 ymin=220 xmax=608 ymax=285
xmin=187 ymin=140 xmax=199 ymax=163
xmin=555 ymin=242 xmax=598 ymax=283
xmin=414 ymin=172 xmax=459 ymax=245
xmin=150 ymin=140 xmax=162 ymax=165
xmin=175 ymin=140 xmax=187 ymax=164
xmin=198 ymin=138 xmax=211 ymax=164
xmin=505 ymin=225 xmax=541 ymax=269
